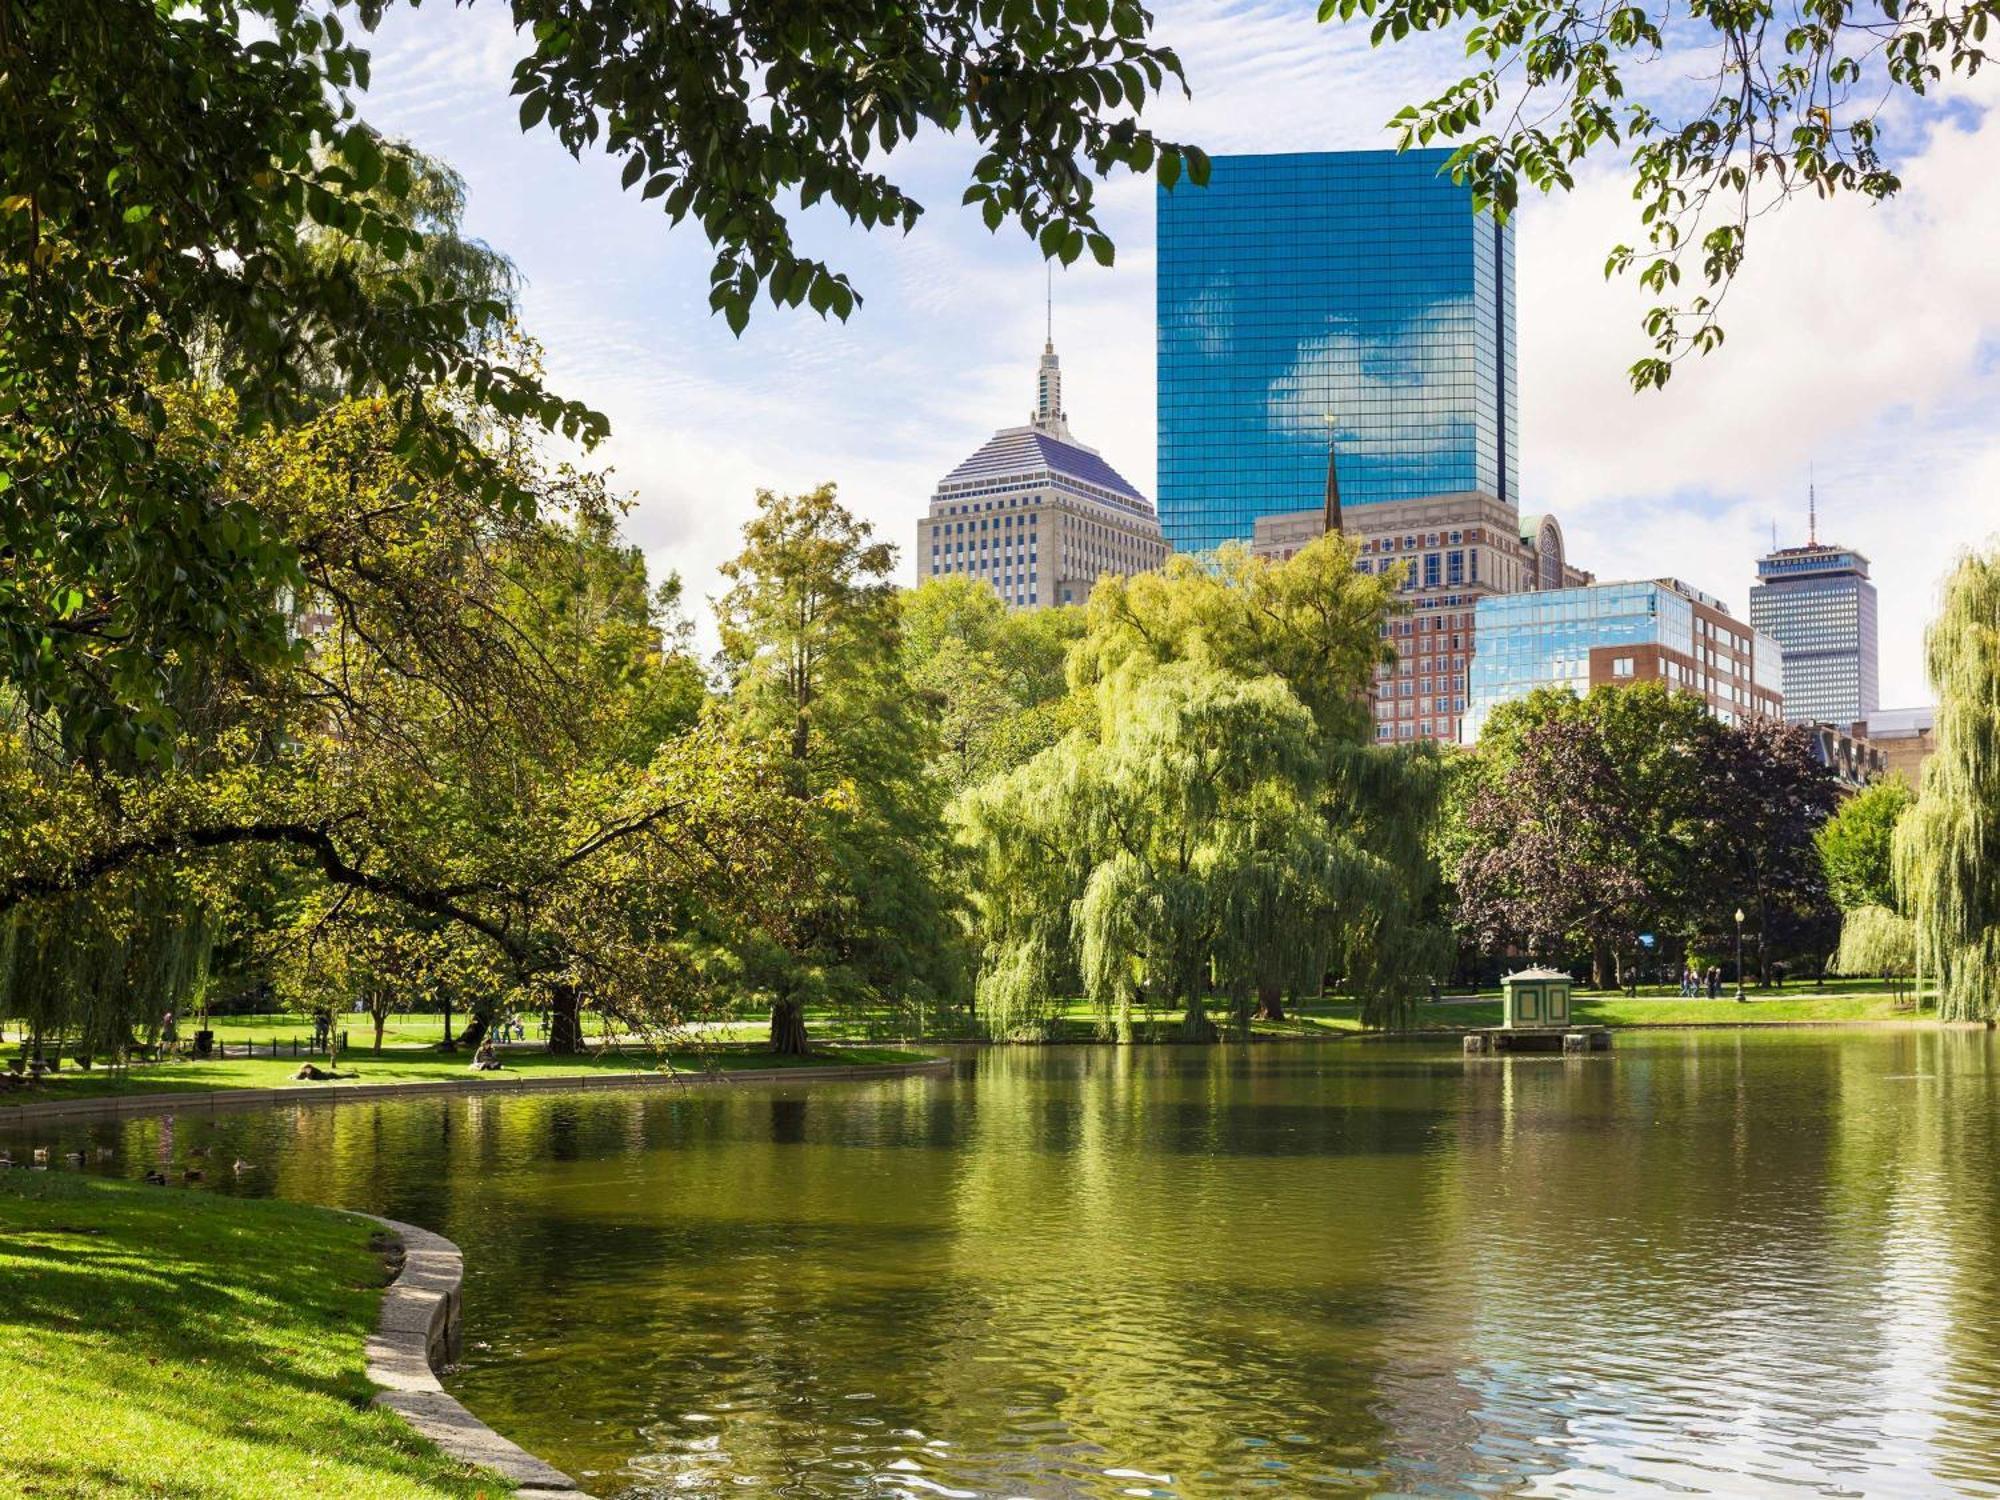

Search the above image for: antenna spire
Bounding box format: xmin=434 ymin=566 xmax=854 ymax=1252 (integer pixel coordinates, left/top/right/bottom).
xmin=1031 ymin=271 xmax=1068 ymax=438
xmin=1808 ymin=464 xmax=1818 ymax=547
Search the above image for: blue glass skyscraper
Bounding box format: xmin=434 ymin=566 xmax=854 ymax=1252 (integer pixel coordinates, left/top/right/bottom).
xmin=1156 ymin=149 xmax=1518 ymax=555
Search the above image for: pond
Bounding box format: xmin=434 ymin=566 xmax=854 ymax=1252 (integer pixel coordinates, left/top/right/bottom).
xmin=9 ymin=1032 xmax=2000 ymax=1497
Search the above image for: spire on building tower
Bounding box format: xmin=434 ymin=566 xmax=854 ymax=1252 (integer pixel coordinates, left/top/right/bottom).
xmin=1032 ymin=266 xmax=1069 ymax=439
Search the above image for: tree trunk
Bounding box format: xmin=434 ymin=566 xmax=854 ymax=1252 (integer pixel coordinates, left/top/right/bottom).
xmin=547 ymin=984 xmax=584 ymax=1054
xmin=1181 ymin=994 xmax=1217 ymax=1042
xmin=1592 ymin=939 xmax=1613 ymax=990
xmin=441 ymin=992 xmax=454 ymax=1049
xmin=1255 ymin=983 xmax=1286 ymax=1022
xmin=770 ymin=996 xmax=810 ymax=1056
xmin=372 ymin=1006 xmax=386 ymax=1053
xmin=456 ymin=1013 xmax=489 ymax=1052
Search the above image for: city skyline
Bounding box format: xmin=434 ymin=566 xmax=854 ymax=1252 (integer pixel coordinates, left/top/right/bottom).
xmin=341 ymin=1 xmax=1999 ymax=710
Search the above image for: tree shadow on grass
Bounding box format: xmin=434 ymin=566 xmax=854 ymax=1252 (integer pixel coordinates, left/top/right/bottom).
xmin=0 ymin=1173 xmax=501 ymax=1498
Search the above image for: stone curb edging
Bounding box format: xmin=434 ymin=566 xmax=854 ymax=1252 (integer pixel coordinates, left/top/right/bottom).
xmin=358 ymin=1211 xmax=591 ymax=1500
xmin=1358 ymin=1018 xmax=1996 ymax=1041
xmin=0 ymin=1055 xmax=953 ymax=1124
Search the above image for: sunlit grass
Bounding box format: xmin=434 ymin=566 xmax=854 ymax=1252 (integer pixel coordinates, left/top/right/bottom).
xmin=0 ymin=1172 xmax=508 ymax=1498
xmin=0 ymin=1045 xmax=934 ymax=1110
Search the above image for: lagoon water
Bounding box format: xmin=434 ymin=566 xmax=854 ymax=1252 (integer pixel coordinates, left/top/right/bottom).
xmin=12 ymin=1033 xmax=2000 ymax=1497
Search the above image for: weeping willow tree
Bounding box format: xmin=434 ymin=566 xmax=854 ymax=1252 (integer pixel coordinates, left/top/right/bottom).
xmin=1835 ymin=905 xmax=1916 ymax=1000
xmin=0 ymin=883 xmax=212 ymax=1062
xmin=956 ymin=534 xmax=1446 ymax=1039
xmin=1895 ymin=549 xmax=2000 ymax=1020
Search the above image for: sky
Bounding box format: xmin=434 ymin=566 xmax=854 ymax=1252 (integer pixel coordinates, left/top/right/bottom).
xmin=355 ymin=2 xmax=2000 ymax=710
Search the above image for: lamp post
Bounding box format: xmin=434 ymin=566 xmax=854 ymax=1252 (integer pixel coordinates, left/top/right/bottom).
xmin=1733 ymin=907 xmax=1747 ymax=1002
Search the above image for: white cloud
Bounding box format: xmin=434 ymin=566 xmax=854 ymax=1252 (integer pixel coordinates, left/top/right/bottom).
xmin=1519 ymin=72 xmax=2000 ymax=705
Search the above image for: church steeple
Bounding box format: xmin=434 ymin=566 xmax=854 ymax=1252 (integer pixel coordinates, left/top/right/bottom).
xmin=1323 ymin=414 xmax=1343 ymax=535
xmin=1031 ymin=267 xmax=1070 ymax=439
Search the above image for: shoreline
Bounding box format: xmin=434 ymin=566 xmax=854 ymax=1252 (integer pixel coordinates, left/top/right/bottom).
xmin=0 ymin=1055 xmax=952 ymax=1126
xmin=361 ymin=1211 xmax=591 ymax=1499
xmin=1354 ymin=1017 xmax=1995 ymax=1041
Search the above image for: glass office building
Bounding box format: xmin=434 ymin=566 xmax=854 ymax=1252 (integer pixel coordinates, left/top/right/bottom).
xmin=1748 ymin=542 xmax=1878 ymax=725
xmin=1157 ymin=149 xmax=1518 ymax=555
xmin=1463 ymin=580 xmax=1784 ymax=743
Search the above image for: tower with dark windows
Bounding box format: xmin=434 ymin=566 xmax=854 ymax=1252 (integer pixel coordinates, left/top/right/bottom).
xmin=1749 ymin=487 xmax=1879 ymax=727
xmin=916 ymin=323 xmax=1166 ymax=611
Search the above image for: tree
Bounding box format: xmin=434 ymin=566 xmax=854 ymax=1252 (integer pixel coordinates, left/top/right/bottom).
xmin=959 ymin=537 xmax=1448 ymax=1037
xmin=1334 ymin=0 xmax=1989 ymax=386
xmin=1706 ymin=714 xmax=1842 ymax=985
xmin=0 ymin=392 xmax=809 ymax=1057
xmin=3 ymin=7 xmax=602 ymax=755
xmin=1455 ymin=711 xmax=1654 ymax=981
xmin=1456 ymin=683 xmax=1719 ymax=984
xmin=715 ymin=486 xmax=963 ymax=1052
xmin=1817 ymin=775 xmax=1915 ymax=912
xmin=900 ymin=577 xmax=1085 ymax=790
xmin=1894 ymin=548 xmax=2000 ymax=1021
xmin=5 ymin=0 xmax=1200 ymax=749
xmin=966 ymin=662 xmax=1327 ymax=1040
xmin=1835 ymin=905 xmax=1917 ymax=997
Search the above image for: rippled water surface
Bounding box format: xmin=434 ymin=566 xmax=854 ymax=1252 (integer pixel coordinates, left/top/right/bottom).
xmin=11 ymin=1034 xmax=2000 ymax=1497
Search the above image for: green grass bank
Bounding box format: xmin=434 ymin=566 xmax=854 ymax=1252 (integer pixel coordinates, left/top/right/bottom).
xmin=0 ymin=1173 xmax=507 ymax=1499
xmin=0 ymin=1045 xmax=933 ymax=1111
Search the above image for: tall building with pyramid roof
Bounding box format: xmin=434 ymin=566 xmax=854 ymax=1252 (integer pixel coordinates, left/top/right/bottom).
xmin=917 ymin=328 xmax=1167 ymax=610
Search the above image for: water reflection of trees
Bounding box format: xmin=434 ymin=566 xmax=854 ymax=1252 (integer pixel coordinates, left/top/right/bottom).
xmin=14 ymin=1037 xmax=2000 ymax=1494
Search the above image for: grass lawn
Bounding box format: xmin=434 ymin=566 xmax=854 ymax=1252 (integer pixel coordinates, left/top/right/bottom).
xmin=0 ymin=1044 xmax=934 ymax=1110
xmin=1002 ymin=988 xmax=1925 ymax=1039
xmin=0 ymin=1172 xmax=508 ymax=1499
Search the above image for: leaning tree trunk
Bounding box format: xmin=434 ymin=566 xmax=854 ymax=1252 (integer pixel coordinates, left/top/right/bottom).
xmin=770 ymin=997 xmax=810 ymax=1056
xmin=1255 ymin=983 xmax=1286 ymax=1022
xmin=548 ymin=984 xmax=584 ymax=1055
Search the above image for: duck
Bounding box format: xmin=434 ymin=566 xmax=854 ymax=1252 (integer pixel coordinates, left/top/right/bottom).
xmin=142 ymin=1170 xmax=167 ymax=1186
